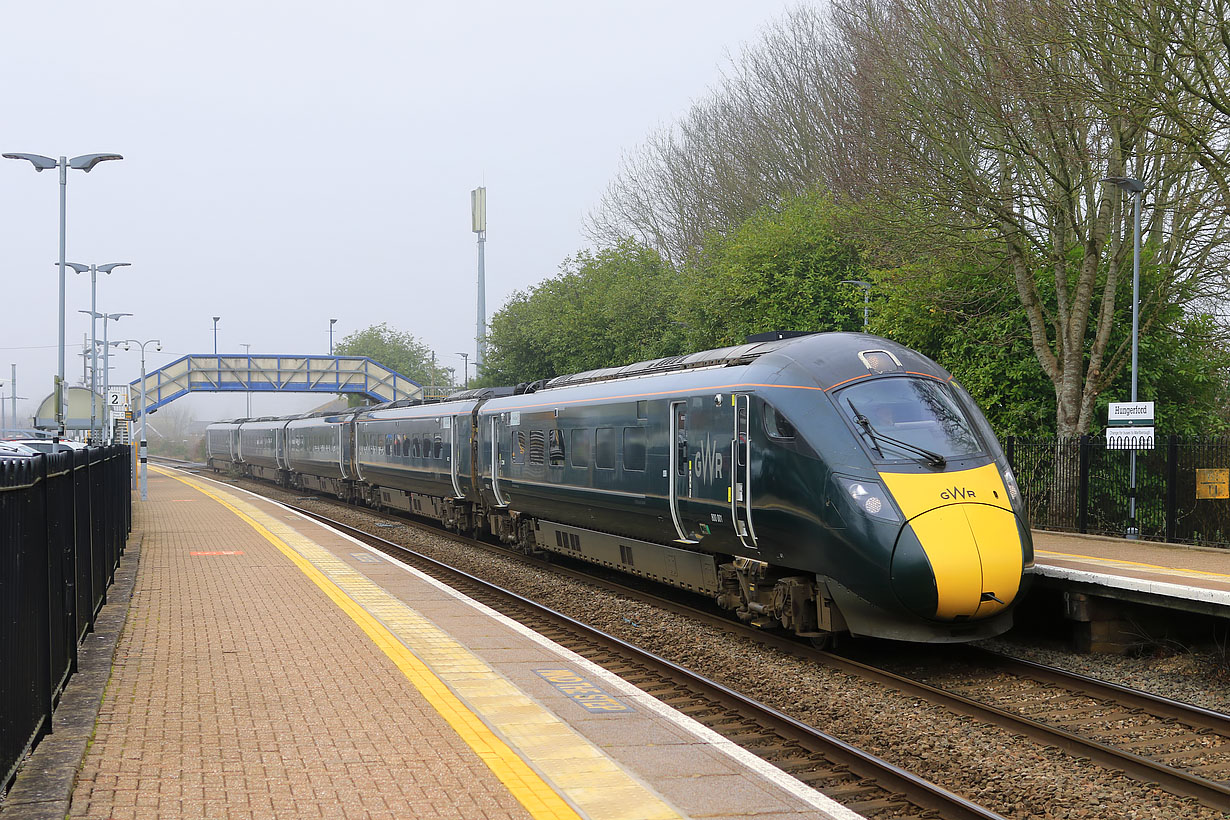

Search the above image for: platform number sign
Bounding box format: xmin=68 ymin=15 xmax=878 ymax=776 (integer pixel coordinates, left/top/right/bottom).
xmin=107 ymin=388 xmax=130 ymax=411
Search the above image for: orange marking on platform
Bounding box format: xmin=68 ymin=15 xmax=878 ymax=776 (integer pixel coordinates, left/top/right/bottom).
xmin=190 ymin=550 xmax=244 ymax=556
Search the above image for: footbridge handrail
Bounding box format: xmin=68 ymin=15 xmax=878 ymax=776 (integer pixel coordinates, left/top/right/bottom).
xmin=127 ymin=354 xmax=422 ymax=414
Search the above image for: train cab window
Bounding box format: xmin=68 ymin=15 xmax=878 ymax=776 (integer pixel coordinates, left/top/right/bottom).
xmin=547 ymin=429 xmax=565 ymax=467
xmin=623 ymin=428 xmax=646 ymax=471
xmin=837 ymin=377 xmax=984 ymax=461
xmin=433 ymin=436 xmax=443 ymax=459
xmin=595 ymin=428 xmax=616 ymax=469
xmin=764 ymin=404 xmax=796 ymax=439
xmin=570 ymin=429 xmax=591 ymax=467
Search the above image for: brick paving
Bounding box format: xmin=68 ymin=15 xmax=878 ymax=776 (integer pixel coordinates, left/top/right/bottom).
xmin=68 ymin=472 xmax=533 ymax=820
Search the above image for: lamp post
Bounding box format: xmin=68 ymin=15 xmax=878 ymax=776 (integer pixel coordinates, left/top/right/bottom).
xmin=68 ymin=262 xmax=130 ymax=440
xmin=85 ymin=311 xmax=131 ymax=442
xmin=471 ymin=186 xmax=487 ymax=369
xmin=4 ymin=152 xmax=122 ymax=445
xmin=240 ymin=343 xmax=252 ymax=418
xmin=329 ymin=318 xmax=338 ymax=355
xmin=212 ymin=316 xmax=221 ymax=355
xmin=118 ymin=338 xmax=161 ymax=501
xmin=839 ymin=280 xmax=871 ymax=329
xmin=1102 ymin=175 xmax=1145 ymax=538
xmin=456 ymin=352 xmax=469 ymax=389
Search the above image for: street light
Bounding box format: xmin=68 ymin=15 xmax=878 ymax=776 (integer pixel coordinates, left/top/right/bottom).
xmin=240 ymin=343 xmax=252 ymax=418
xmin=4 ymin=151 xmax=123 ymax=443
xmin=212 ymin=316 xmax=221 ymax=355
xmin=68 ymin=262 xmax=130 ymax=440
xmin=83 ymin=311 xmax=131 ymax=442
xmin=839 ymin=280 xmax=872 ymax=329
xmin=329 ymin=318 xmax=338 ymax=355
xmin=117 ymin=338 xmax=161 ymax=501
xmin=456 ymin=352 xmax=469 ymax=389
xmin=1102 ymin=175 xmax=1146 ymax=539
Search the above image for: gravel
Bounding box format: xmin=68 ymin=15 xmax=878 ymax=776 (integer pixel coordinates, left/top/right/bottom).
xmin=225 ymin=476 xmax=1228 ymax=820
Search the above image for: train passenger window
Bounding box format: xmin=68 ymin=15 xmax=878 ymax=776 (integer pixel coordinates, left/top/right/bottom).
xmin=764 ymin=404 xmax=796 ymax=439
xmin=410 ymin=438 xmax=419 ymax=458
xmin=548 ymin=429 xmax=565 ymax=467
xmin=636 ymin=400 xmax=648 ymax=420
xmin=595 ymin=428 xmax=616 ymax=469
xmin=421 ymin=437 xmax=431 ymax=459
xmin=623 ymin=428 xmax=646 ymax=471
xmin=528 ymin=431 xmax=546 ymax=465
xmin=433 ymin=437 xmax=443 ymax=459
xmin=385 ymin=435 xmax=392 ymax=456
xmin=512 ymin=430 xmax=526 ymax=464
xmin=570 ymin=429 xmax=591 ymax=467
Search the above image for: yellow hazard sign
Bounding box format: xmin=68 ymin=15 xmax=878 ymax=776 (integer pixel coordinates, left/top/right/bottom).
xmin=1195 ymin=468 xmax=1229 ymax=500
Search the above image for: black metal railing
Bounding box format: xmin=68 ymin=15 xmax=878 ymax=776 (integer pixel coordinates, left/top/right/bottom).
xmin=0 ymin=445 xmax=131 ymax=793
xmin=1007 ymin=435 xmax=1230 ymax=548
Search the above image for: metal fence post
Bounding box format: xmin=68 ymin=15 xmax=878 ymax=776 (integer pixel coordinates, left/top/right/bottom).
xmin=1077 ymin=435 xmax=1090 ymax=534
xmin=1005 ymin=436 xmax=1015 ymax=470
xmin=1165 ymin=435 xmax=1179 ymax=543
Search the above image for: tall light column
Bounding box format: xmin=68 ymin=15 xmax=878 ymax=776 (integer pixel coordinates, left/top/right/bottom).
xmin=69 ymin=262 xmax=130 ymax=440
xmin=456 ymin=352 xmax=469 ymax=389
xmin=839 ymin=279 xmax=872 ymax=329
xmin=3 ymin=152 xmax=123 ymax=444
xmin=10 ymin=364 xmax=16 ymax=431
xmin=471 ymin=186 xmax=487 ymax=371
xmin=82 ymin=310 xmax=130 ymax=442
xmin=1102 ymin=175 xmax=1145 ymax=539
xmin=119 ymin=338 xmax=161 ymax=501
xmin=329 ymin=318 xmax=338 ymax=355
xmin=240 ymin=343 xmax=252 ymax=418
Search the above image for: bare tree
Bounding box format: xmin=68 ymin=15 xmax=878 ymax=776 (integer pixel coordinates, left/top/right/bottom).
xmin=830 ymin=0 xmax=1230 ymax=434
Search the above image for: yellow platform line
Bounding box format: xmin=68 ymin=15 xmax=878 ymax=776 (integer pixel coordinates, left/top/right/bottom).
xmin=154 ymin=468 xmax=681 ymax=820
xmin=1037 ymin=550 xmax=1230 ymax=581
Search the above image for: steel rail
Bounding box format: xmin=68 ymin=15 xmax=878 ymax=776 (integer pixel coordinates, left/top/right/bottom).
xmin=215 ymin=475 xmax=1229 ymax=814
xmin=284 ymin=502 xmax=1009 ymax=820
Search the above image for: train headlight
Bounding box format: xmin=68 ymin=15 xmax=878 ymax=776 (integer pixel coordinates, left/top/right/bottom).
xmin=836 ymin=477 xmax=901 ymax=523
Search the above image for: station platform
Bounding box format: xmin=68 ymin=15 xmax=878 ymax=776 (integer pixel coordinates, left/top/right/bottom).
xmin=50 ymin=467 xmax=857 ymax=820
xmin=1031 ymin=530 xmax=1230 ymax=617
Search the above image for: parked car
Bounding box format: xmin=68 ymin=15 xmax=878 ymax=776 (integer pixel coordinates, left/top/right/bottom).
xmin=0 ymin=441 xmax=38 ymax=457
xmin=7 ymin=438 xmax=87 ymax=453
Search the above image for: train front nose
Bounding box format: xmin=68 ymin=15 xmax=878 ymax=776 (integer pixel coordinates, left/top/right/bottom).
xmin=881 ymin=465 xmax=1026 ymax=621
xmin=890 ymin=504 xmax=1024 ymax=620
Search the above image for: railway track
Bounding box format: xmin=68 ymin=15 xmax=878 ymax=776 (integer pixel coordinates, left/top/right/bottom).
xmin=281 ymin=499 xmax=1005 ymax=820
xmin=209 ymin=472 xmax=1230 ymax=816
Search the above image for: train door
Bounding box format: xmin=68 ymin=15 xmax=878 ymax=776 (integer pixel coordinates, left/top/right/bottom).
xmin=489 ymin=413 xmax=509 ymax=507
xmin=447 ymin=414 xmax=463 ymax=499
xmin=730 ymin=393 xmax=759 ymax=549
xmin=668 ymin=401 xmax=697 ymax=543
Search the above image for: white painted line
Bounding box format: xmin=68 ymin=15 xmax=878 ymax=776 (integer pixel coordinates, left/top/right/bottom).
xmin=1033 ymin=565 xmax=1230 ymax=608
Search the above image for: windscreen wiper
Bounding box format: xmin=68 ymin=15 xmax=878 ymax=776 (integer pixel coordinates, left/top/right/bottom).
xmin=847 ymin=399 xmax=947 ymax=468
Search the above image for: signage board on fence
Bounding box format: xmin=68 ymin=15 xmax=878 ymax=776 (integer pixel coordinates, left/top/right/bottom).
xmin=1106 ymin=426 xmax=1154 ymax=450
xmin=1196 ymin=468 xmax=1229 ymax=500
xmin=1108 ymin=401 xmax=1155 ymax=426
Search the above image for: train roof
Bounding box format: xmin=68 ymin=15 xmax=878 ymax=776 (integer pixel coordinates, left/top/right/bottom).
xmin=539 ymin=332 xmax=949 ymax=393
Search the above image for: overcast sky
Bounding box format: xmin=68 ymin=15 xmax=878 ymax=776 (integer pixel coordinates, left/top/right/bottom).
xmin=1 ymin=0 xmax=797 ymax=427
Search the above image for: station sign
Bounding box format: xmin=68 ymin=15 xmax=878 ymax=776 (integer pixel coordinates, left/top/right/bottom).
xmin=1108 ymin=401 xmax=1154 ymax=426
xmin=1106 ymin=426 xmax=1154 ymax=450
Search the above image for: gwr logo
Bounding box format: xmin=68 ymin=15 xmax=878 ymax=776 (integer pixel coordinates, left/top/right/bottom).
xmin=940 ymin=486 xmax=976 ymax=501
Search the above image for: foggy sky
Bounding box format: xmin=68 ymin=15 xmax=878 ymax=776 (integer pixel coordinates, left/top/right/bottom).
xmin=0 ymin=1 xmax=796 ymax=426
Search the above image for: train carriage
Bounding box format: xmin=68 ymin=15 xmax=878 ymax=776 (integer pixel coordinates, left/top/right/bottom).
xmin=205 ymin=332 xmax=1032 ymax=645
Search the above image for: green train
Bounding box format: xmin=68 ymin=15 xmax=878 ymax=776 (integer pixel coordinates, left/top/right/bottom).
xmin=206 ymin=332 xmax=1033 ymax=644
